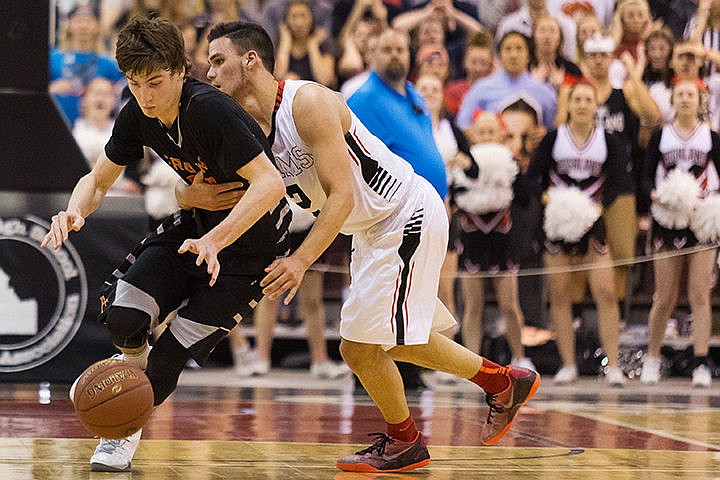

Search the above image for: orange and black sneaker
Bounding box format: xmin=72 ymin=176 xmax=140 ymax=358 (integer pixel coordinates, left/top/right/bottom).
xmin=335 ymin=432 xmax=430 ymax=473
xmin=481 ymin=366 xmax=540 ymax=445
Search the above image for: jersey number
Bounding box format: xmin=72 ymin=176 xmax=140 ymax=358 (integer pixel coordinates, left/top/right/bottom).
xmin=287 ymin=184 xmax=320 ymax=217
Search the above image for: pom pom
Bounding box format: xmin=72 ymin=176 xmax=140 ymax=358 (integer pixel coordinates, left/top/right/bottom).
xmin=543 ymin=186 xmax=601 ymax=243
xmin=142 ymin=160 xmax=180 ymax=220
xmin=454 ymin=143 xmax=518 ymax=214
xmin=650 ymin=169 xmax=700 ymax=229
xmin=690 ymin=194 xmax=720 ymax=242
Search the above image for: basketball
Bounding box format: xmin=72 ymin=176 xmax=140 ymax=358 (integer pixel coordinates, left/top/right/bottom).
xmin=71 ymin=358 xmax=154 ymax=439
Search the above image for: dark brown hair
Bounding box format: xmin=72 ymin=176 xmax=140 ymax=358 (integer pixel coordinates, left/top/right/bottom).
xmin=115 ymin=16 xmax=189 ymax=76
xmin=208 ymin=22 xmax=276 ymax=74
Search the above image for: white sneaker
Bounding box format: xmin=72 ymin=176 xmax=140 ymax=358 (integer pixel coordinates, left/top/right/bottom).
xmin=310 ymin=361 xmax=351 ymax=379
xmin=640 ymin=356 xmax=662 ymax=384
xmin=232 ymin=346 xmax=258 ymax=376
xmin=433 ymin=370 xmax=460 ymax=385
xmin=692 ymin=364 xmax=712 ymax=388
xmin=90 ymin=428 xmax=142 ymax=472
xmin=605 ymin=366 xmax=626 ymax=387
xmin=511 ymin=357 xmax=537 ymax=371
xmin=235 ymin=358 xmax=270 ymax=377
xmin=553 ymin=365 xmax=578 ymax=384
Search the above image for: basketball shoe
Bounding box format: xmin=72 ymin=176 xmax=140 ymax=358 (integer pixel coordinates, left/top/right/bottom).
xmin=335 ymin=432 xmax=430 ymax=473
xmin=90 ymin=428 xmax=142 ymax=472
xmin=481 ymin=366 xmax=540 ymax=445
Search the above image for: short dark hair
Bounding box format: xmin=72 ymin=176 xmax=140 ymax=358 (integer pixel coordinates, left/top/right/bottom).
xmin=115 ymin=16 xmax=189 ymax=77
xmin=208 ymin=22 xmax=276 ymax=73
xmin=497 ymin=30 xmax=533 ymax=56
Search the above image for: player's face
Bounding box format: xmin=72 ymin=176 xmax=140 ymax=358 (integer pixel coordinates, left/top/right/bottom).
xmin=207 ymin=37 xmax=247 ymax=101
xmin=126 ymin=68 xmax=184 ymax=124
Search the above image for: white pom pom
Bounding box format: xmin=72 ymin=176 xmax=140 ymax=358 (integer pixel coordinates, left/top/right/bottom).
xmin=142 ymin=161 xmax=181 ymax=219
xmin=455 ymin=143 xmax=518 ymax=214
xmin=543 ymin=186 xmax=602 ymax=243
xmin=690 ymin=194 xmax=720 ymax=242
xmin=651 ymin=169 xmax=700 ymax=229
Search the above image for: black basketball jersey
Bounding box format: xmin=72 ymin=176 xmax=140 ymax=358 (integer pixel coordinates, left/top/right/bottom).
xmin=105 ymin=77 xmax=290 ymax=260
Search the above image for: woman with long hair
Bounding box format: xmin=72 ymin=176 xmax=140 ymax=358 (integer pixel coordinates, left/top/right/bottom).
xmin=525 ymin=82 xmax=634 ymax=386
xmin=274 ymin=0 xmax=336 ymax=87
xmin=640 ymin=79 xmax=720 ymax=387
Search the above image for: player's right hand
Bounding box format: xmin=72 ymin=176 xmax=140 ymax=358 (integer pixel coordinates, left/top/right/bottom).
xmin=40 ymin=210 xmax=85 ymax=250
xmin=175 ymin=170 xmax=246 ymax=211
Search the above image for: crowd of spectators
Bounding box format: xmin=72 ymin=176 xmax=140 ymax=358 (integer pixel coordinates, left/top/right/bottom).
xmin=52 ymin=0 xmax=720 ymax=387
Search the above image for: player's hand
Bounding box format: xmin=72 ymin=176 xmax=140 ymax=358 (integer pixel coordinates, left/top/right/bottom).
xmin=178 ymin=236 xmax=222 ymax=286
xmin=260 ymin=256 xmax=307 ymax=305
xmin=40 ymin=210 xmax=85 ymax=250
xmin=176 ymin=170 xmax=246 ymax=211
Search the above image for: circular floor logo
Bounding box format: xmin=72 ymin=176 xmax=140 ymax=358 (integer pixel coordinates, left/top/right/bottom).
xmin=0 ymin=215 xmax=87 ymax=372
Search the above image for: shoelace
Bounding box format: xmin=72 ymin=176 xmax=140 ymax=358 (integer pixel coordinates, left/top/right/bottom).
xmin=97 ymin=438 xmax=128 ymax=454
xmin=355 ymin=433 xmax=395 ymax=456
xmin=484 ymin=393 xmax=505 ymax=425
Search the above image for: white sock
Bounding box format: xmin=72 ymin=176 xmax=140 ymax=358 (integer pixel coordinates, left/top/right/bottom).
xmin=121 ymin=342 xmax=150 ymax=371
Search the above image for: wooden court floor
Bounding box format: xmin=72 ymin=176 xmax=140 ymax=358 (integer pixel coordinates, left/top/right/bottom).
xmin=2 ymin=370 xmax=720 ymax=479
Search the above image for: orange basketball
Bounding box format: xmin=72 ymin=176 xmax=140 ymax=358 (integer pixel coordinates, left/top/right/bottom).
xmin=71 ymin=358 xmax=154 ymax=439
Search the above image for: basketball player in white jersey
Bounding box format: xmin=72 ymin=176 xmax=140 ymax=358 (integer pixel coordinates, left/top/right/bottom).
xmin=175 ymin=22 xmax=540 ymax=473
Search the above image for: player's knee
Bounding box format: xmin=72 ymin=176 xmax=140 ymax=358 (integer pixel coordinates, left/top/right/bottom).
xmin=145 ymin=330 xmax=190 ymax=406
xmin=105 ymin=306 xmax=151 ymax=349
xmin=339 ymin=339 xmax=377 ymax=369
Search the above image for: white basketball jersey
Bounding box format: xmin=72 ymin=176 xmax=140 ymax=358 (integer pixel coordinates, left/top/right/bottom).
xmin=657 ymin=123 xmax=720 ymax=194
xmin=270 ymin=80 xmax=416 ymax=234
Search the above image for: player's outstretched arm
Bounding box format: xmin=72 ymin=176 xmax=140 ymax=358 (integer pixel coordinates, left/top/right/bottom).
xmin=178 ymin=152 xmax=285 ymax=285
xmin=41 ymin=154 xmax=124 ymax=250
xmin=261 ymin=84 xmax=355 ymax=304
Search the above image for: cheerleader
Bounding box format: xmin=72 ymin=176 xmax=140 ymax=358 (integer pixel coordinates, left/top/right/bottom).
xmin=640 ymin=79 xmax=720 ymax=387
xmin=453 ymin=110 xmax=535 ymax=371
xmin=525 ymin=82 xmax=634 ymax=386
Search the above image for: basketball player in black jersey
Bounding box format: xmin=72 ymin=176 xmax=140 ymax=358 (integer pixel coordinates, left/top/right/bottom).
xmin=42 ymin=16 xmax=290 ymax=472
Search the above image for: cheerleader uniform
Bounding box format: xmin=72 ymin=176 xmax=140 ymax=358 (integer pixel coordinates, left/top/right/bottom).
xmin=525 ymin=124 xmax=633 ymax=255
xmin=643 ymin=123 xmax=720 ymax=252
xmin=451 ymin=150 xmax=520 ymax=273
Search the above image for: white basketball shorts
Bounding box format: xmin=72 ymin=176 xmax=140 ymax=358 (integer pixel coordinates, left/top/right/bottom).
xmin=340 ymin=176 xmax=452 ymax=346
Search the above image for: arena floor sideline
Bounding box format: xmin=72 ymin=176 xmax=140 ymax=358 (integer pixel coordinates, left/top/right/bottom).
xmin=1 ymin=369 xmax=719 ymax=479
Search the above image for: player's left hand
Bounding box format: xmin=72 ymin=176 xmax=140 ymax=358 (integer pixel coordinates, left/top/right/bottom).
xmin=260 ymin=256 xmax=307 ymax=304
xmin=178 ymin=237 xmax=222 ymax=286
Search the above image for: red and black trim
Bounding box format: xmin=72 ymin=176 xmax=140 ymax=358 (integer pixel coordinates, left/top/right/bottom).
xmin=346 ymin=128 xmax=403 ymax=201
xmin=267 ymin=80 xmax=285 ymax=147
xmin=390 ymin=207 xmax=424 ymax=345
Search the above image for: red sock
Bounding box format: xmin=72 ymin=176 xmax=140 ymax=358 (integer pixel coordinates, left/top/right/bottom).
xmin=469 ymin=359 xmax=510 ymax=394
xmin=386 ymin=415 xmax=418 ymax=443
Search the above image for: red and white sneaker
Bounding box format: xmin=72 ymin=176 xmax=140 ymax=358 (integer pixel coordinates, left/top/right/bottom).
xmin=481 ymin=366 xmax=540 ymax=445
xmin=336 ymin=432 xmax=430 ymax=473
